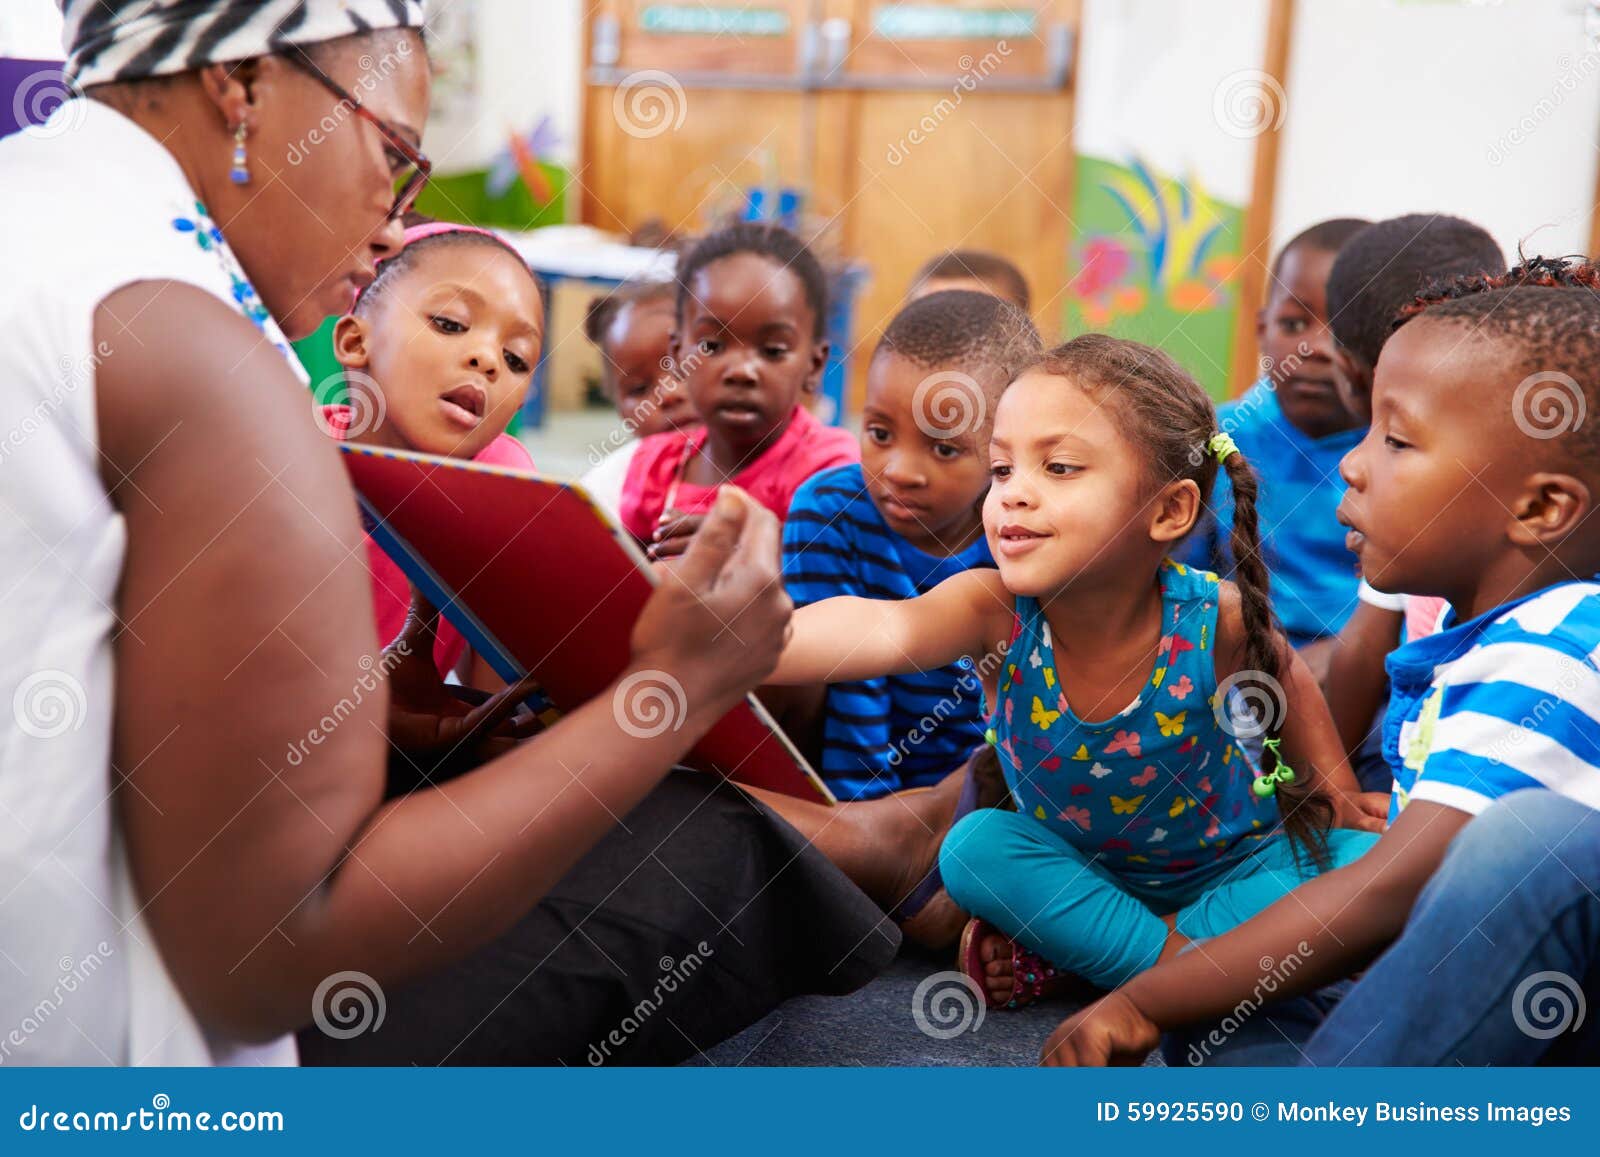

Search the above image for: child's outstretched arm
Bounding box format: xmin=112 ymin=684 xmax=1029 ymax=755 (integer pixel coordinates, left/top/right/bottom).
xmin=1040 ymin=799 xmax=1472 ymax=1065
xmin=770 ymin=568 xmax=1013 ymax=687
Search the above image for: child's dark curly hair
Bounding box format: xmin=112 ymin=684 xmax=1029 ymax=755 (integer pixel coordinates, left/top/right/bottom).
xmin=1393 ymin=254 xmax=1600 ymax=470
xmin=877 ymin=289 xmax=1042 ymax=383
xmin=1017 ymin=335 xmax=1334 ymax=866
xmin=675 ymin=222 xmax=830 ymax=339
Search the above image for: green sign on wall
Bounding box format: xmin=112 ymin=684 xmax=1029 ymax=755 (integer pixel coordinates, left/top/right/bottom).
xmin=639 ymin=5 xmax=790 ymax=36
xmin=872 ymin=5 xmax=1037 ymax=40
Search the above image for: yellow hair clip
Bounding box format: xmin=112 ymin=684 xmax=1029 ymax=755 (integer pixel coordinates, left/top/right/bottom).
xmin=1209 ymin=431 xmax=1239 ymax=464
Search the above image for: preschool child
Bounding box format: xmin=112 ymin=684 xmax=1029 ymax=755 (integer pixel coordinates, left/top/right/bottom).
xmin=579 ymin=279 xmax=698 ymax=518
xmin=770 ymin=334 xmax=1383 ymax=1009
xmin=783 ymin=289 xmax=1041 ymax=801
xmin=1177 ymin=218 xmax=1369 ymax=653
xmin=326 ymin=222 xmax=543 ymax=677
xmin=618 ymin=222 xmax=858 ymax=558
xmin=907 ymin=248 xmax=1032 ymax=313
xmin=1317 ymin=215 xmax=1503 ymax=766
xmin=1042 ymin=263 xmax=1600 ymax=1066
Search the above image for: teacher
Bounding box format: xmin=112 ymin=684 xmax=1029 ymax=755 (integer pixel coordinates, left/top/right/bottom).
xmin=0 ymin=0 xmax=959 ymax=1067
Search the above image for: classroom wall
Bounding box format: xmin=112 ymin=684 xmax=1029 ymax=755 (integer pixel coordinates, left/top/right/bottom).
xmin=1272 ymin=0 xmax=1600 ymax=261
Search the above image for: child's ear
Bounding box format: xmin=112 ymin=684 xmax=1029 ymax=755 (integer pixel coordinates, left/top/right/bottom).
xmin=803 ymin=339 xmax=831 ymax=396
xmin=668 ymin=328 xmax=683 ymax=363
xmin=1331 ymin=345 xmax=1373 ymax=424
xmin=1149 ymin=478 xmax=1202 ymax=543
xmin=1508 ymin=472 xmax=1591 ymax=548
xmin=332 ymin=315 xmax=372 ymax=370
xmin=1254 ymin=306 xmax=1267 ymax=345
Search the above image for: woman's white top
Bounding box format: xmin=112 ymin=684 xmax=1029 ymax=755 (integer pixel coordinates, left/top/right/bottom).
xmin=0 ymin=100 xmax=301 ymax=1066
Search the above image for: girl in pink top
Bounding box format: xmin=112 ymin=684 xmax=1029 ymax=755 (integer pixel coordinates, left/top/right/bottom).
xmin=320 ymin=222 xmax=543 ymax=675
xmin=620 ymin=223 xmax=858 ymax=557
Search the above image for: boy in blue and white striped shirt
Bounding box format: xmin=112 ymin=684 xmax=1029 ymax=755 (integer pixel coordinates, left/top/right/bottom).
xmin=1039 ymin=259 xmax=1600 ymax=1065
xmin=782 ymin=291 xmax=1040 ymax=799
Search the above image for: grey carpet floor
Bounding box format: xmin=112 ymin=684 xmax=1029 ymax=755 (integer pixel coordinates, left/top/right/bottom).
xmin=684 ymin=946 xmax=1166 ymax=1067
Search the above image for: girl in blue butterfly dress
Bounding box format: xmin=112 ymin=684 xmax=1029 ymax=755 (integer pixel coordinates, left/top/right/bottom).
xmin=771 ymin=336 xmax=1386 ymax=1008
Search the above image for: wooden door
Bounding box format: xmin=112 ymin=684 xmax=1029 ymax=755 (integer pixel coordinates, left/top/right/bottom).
xmin=580 ymin=0 xmax=818 ymax=237
xmin=580 ymin=0 xmax=1082 ymax=410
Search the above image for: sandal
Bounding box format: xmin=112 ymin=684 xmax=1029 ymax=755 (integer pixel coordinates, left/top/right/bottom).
xmin=958 ymin=917 xmax=1071 ymax=1010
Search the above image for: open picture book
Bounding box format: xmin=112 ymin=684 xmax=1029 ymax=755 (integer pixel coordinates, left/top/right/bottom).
xmin=340 ymin=442 xmax=834 ymax=804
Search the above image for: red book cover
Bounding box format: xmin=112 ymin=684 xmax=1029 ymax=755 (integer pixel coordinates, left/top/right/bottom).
xmin=340 ymin=442 xmax=834 ymax=804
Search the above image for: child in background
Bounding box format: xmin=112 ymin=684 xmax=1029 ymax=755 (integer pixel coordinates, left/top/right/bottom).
xmin=579 ymin=279 xmax=698 ymax=518
xmin=907 ymin=248 xmax=1032 ymax=313
xmin=1317 ymin=215 xmax=1503 ymax=768
xmin=620 ymin=223 xmax=858 ymax=557
xmin=770 ymin=335 xmax=1382 ymax=1009
xmin=1178 ymin=218 xmax=1369 ymax=659
xmin=783 ymin=290 xmax=1042 ymax=801
xmin=1042 ymin=264 xmax=1600 ymax=1066
xmin=326 ymin=222 xmax=543 ymax=677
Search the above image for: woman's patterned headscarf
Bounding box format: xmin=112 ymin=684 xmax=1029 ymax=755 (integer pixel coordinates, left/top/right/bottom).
xmin=60 ymin=0 xmax=427 ymax=86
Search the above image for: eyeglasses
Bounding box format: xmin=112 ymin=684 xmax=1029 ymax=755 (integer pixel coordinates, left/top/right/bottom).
xmin=284 ymin=45 xmax=432 ymax=220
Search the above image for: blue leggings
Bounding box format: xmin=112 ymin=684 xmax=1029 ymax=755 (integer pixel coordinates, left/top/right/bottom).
xmin=940 ymin=809 xmax=1379 ymax=989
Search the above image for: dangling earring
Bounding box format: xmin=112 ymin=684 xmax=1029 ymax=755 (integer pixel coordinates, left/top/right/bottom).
xmin=229 ymin=122 xmax=250 ymax=185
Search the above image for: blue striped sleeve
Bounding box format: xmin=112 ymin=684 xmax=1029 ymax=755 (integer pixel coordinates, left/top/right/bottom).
xmin=1413 ymin=639 xmax=1600 ymax=814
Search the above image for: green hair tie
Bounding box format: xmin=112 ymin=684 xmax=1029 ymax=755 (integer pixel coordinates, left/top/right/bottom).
xmin=1209 ymin=431 xmax=1240 ymax=464
xmin=1252 ymin=737 xmax=1298 ymax=798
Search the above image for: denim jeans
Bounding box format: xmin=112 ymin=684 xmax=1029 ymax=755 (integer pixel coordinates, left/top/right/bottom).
xmin=1166 ymin=790 xmax=1600 ymax=1066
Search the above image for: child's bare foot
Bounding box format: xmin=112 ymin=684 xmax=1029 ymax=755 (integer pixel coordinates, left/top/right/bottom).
xmin=960 ymin=917 xmax=1083 ymax=1009
xmin=977 ymin=925 xmax=1018 ymax=1004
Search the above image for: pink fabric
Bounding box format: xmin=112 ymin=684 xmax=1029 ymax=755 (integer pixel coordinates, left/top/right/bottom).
xmin=618 ymin=405 xmax=859 ymax=541
xmin=322 ymin=404 xmax=536 ymax=675
xmin=1405 ymin=595 xmax=1450 ymax=642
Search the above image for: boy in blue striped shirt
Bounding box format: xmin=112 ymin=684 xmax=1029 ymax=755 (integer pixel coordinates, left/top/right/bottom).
xmin=782 ymin=290 xmax=1040 ymax=799
xmin=1041 ymin=259 xmax=1600 ymax=1065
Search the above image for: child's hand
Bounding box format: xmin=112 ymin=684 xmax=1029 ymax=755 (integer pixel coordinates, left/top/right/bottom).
xmin=1329 ymin=787 xmax=1389 ymax=833
xmin=1333 ymin=789 xmax=1391 ymax=833
xmin=648 ymin=509 xmax=705 ymax=560
xmin=383 ymin=592 xmax=545 ymax=771
xmin=632 ymin=487 xmax=791 ymax=712
xmin=1040 ymin=992 xmax=1162 ymax=1066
